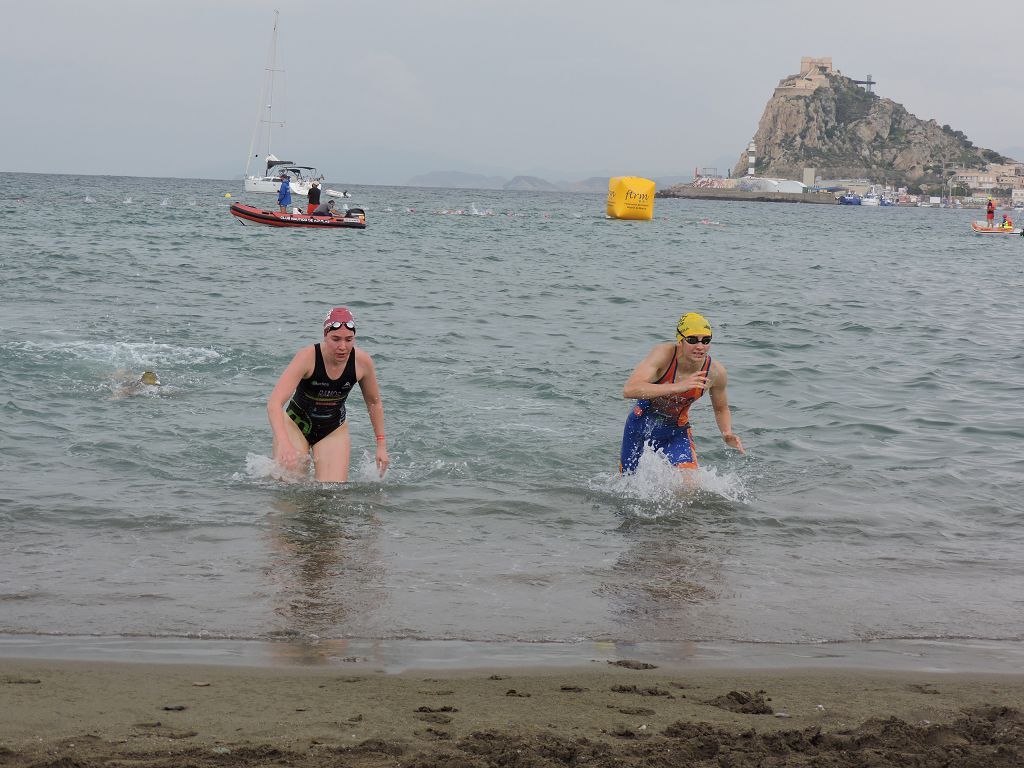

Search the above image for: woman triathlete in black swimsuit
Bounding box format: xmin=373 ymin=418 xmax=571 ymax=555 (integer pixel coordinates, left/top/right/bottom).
xmin=268 ymin=307 xmax=389 ymax=481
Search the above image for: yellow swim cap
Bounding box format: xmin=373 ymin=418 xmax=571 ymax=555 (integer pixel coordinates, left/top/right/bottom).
xmin=140 ymin=371 xmax=161 ymax=386
xmin=676 ymin=312 xmax=712 ymax=342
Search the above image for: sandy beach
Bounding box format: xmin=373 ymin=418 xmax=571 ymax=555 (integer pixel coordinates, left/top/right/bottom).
xmin=2 ymin=657 xmax=1023 ymax=766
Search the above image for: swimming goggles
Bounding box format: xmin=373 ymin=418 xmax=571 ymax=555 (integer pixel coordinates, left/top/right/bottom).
xmin=326 ymin=321 xmax=356 ymax=331
xmin=682 ymin=335 xmax=712 ymax=345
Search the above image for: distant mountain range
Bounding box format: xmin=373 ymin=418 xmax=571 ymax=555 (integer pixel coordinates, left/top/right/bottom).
xmin=405 ymin=171 xmax=694 ymax=192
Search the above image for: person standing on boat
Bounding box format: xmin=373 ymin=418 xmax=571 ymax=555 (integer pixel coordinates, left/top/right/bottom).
xmin=619 ymin=312 xmax=743 ymax=473
xmin=986 ymin=198 xmax=995 ymax=228
xmin=268 ymin=307 xmax=389 ymax=482
xmin=278 ymin=174 xmax=292 ymax=213
xmin=307 ymin=180 xmax=321 ymax=215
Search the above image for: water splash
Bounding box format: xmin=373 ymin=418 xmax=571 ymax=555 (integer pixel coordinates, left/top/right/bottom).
xmin=589 ymin=446 xmax=749 ymax=516
xmin=241 ymin=452 xmax=297 ymax=482
xmin=6 ymin=339 xmax=223 ymax=367
xmin=239 ymin=451 xmax=391 ymax=485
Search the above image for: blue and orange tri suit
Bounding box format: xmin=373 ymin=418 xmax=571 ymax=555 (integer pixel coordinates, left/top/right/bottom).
xmin=620 ymin=350 xmax=712 ymax=473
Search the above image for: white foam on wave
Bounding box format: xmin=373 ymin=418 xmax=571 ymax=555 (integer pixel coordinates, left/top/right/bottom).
xmin=241 ymin=452 xmax=300 ymax=482
xmin=238 ymin=451 xmax=393 ymax=485
xmin=351 ymin=450 xmax=390 ymax=482
xmin=11 ymin=339 xmax=224 ymax=367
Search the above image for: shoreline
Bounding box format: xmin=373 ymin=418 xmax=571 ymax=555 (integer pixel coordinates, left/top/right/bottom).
xmin=2 ymin=656 xmax=1023 ymax=767
xmin=3 ymin=633 xmax=1024 ymax=673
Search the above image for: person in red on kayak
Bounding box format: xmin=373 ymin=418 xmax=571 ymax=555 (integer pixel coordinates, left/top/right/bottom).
xmin=986 ymin=198 xmax=995 ymax=227
xmin=268 ymin=307 xmax=389 ymax=482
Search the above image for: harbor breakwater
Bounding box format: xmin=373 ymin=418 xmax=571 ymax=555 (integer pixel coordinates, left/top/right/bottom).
xmin=656 ymin=186 xmax=836 ymax=204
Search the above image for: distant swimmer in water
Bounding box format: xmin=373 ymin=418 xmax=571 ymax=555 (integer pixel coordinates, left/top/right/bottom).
xmin=619 ymin=312 xmax=743 ymax=473
xmin=111 ymin=369 xmax=162 ymax=398
xmin=268 ymin=307 xmax=389 ymax=482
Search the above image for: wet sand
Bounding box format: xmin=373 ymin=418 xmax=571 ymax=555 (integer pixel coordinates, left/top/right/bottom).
xmin=2 ymin=658 xmax=1023 ymax=766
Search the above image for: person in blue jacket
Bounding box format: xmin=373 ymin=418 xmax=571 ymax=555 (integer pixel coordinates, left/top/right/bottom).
xmin=278 ymin=174 xmax=292 ymax=213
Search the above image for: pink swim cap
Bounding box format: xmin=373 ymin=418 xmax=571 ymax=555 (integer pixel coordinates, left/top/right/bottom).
xmin=323 ymin=307 xmax=355 ymax=334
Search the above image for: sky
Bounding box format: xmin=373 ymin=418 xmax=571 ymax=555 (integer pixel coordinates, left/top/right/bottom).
xmin=3 ymin=0 xmax=1021 ymax=185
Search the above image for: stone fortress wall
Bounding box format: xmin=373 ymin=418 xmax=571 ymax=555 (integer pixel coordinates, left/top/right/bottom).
xmin=773 ymin=56 xmax=835 ymax=97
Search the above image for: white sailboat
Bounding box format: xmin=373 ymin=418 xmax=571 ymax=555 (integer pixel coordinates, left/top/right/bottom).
xmin=243 ymin=11 xmax=324 ymax=198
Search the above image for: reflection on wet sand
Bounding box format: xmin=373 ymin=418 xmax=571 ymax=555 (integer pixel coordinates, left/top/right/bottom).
xmin=264 ymin=492 xmax=388 ymax=664
xmin=597 ymin=512 xmax=732 ymax=640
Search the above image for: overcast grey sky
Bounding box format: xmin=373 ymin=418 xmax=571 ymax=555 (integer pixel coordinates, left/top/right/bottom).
xmin=3 ymin=0 xmax=1021 ymax=185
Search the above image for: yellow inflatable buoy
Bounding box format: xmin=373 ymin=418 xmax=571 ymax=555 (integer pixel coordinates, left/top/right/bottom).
xmin=607 ymin=176 xmax=655 ymax=220
xmin=224 ymin=193 xmax=232 ymax=198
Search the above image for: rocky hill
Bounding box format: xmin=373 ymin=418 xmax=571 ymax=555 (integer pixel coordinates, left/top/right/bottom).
xmin=503 ymin=175 xmax=560 ymax=191
xmin=733 ymin=60 xmax=1010 ymax=187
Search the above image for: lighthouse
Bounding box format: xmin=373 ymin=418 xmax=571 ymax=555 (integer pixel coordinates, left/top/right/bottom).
xmin=747 ymin=141 xmax=756 ymax=177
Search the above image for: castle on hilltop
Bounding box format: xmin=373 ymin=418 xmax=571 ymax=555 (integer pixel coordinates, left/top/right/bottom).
xmin=773 ymin=57 xmax=834 ymax=97
xmin=729 ymin=56 xmax=1018 ymax=194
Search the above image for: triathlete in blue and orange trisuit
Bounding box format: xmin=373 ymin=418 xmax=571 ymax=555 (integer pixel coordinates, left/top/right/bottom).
xmin=620 ymin=312 xmax=744 ymax=473
xmin=268 ymin=307 xmax=389 ymax=482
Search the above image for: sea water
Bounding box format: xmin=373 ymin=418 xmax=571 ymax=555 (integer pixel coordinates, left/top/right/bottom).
xmin=1 ymin=173 xmax=1022 ymax=660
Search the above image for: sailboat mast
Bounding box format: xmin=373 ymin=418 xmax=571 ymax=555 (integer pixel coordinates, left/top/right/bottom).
xmin=266 ymin=11 xmax=278 ymax=162
xmin=244 ymin=10 xmax=283 ymax=179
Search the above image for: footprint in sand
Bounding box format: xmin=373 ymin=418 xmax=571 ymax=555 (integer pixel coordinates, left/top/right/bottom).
xmin=415 ymin=727 xmax=451 ymax=741
xmin=608 ymin=660 xmax=658 ymax=670
xmin=610 ymin=684 xmax=672 ymax=697
xmin=612 ymin=706 xmax=656 ymax=716
xmin=415 ymin=713 xmax=452 ymax=724
xmin=705 ymin=689 xmax=774 ymax=714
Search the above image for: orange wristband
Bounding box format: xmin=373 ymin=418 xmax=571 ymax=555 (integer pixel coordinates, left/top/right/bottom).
xmin=376 ymin=435 xmax=386 ymax=441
